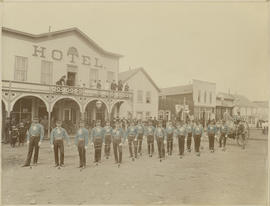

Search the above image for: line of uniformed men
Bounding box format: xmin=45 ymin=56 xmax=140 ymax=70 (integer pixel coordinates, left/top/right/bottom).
xmin=22 ymin=116 xmax=229 ymax=168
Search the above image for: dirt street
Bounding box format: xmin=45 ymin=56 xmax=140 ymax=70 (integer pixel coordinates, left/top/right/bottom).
xmin=1 ymin=131 xmax=268 ymax=205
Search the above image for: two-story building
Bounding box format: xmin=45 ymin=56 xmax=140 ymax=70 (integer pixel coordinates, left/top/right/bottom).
xmin=216 ymin=92 xmax=235 ymax=120
xmin=159 ymin=79 xmax=216 ymax=125
xmin=118 ymin=67 xmax=160 ymax=120
xmin=1 ymin=27 xmax=132 ymax=135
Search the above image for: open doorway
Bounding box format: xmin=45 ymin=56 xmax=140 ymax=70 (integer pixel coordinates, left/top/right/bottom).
xmin=67 ymin=72 xmax=76 ymax=86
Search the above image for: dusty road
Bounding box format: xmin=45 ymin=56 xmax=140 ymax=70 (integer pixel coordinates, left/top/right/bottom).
xmin=1 ymin=130 xmax=268 ymax=205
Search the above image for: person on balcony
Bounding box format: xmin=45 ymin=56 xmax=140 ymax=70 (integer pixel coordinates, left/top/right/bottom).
xmin=111 ymin=80 xmax=117 ymax=91
xmin=22 ymin=116 xmax=44 ymax=167
xmin=118 ymin=80 xmax=123 ymax=91
xmin=124 ymin=83 xmax=129 ymax=91
xmin=56 ymin=75 xmax=66 ymax=86
xmin=97 ymin=80 xmax=102 ymax=89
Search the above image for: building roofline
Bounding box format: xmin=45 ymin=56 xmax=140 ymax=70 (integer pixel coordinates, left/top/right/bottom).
xmin=119 ymin=67 xmax=161 ymax=92
xmin=2 ymin=27 xmax=123 ymax=58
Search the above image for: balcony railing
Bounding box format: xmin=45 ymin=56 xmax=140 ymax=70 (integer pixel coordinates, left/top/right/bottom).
xmin=1 ymin=80 xmax=133 ymax=100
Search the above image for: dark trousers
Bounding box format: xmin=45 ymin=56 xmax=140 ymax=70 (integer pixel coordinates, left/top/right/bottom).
xmin=178 ymin=135 xmax=185 ymax=155
xmin=137 ymin=134 xmax=143 ymax=154
xmin=147 ymin=135 xmax=154 ymax=155
xmin=78 ymin=140 xmax=86 ymax=167
xmin=219 ymin=133 xmax=227 ymax=147
xmin=54 ymin=139 xmax=64 ymax=165
xmin=167 ymin=134 xmax=173 ymax=155
xmin=156 ymin=137 xmax=165 ymax=159
xmin=186 ymin=133 xmax=192 ymax=150
xmin=193 ymin=135 xmax=201 ymax=153
xmin=208 ymin=134 xmax=215 ymax=150
xmin=104 ymin=135 xmax=111 ymax=157
xmin=19 ymin=133 xmax=25 ymax=144
xmin=128 ymin=135 xmax=138 ymax=158
xmin=10 ymin=136 xmax=17 ymax=147
xmin=24 ymin=136 xmax=40 ymax=165
xmin=94 ymin=138 xmax=102 ymax=163
xmin=113 ymin=139 xmax=122 ymax=163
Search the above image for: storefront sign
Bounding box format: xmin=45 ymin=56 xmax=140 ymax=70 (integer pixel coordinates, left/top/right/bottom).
xmin=32 ymin=45 xmax=103 ymax=68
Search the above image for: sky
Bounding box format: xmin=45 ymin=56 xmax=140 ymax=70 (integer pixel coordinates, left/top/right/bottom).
xmin=1 ymin=1 xmax=270 ymax=101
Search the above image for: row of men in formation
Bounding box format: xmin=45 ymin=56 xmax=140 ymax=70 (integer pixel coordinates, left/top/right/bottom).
xmin=21 ymin=116 xmax=229 ymax=168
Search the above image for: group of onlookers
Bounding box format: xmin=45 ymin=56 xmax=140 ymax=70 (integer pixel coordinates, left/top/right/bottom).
xmin=55 ymin=75 xmax=129 ymax=92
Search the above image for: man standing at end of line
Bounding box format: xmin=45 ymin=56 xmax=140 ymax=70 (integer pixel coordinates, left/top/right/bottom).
xmin=22 ymin=116 xmax=44 ymax=167
xmin=154 ymin=121 xmax=166 ymax=162
xmin=91 ymin=120 xmax=105 ymax=165
xmin=112 ymin=121 xmax=125 ymax=167
xmin=192 ymin=120 xmax=203 ymax=157
xmin=50 ymin=120 xmax=70 ymax=168
xmin=165 ymin=120 xmax=174 ymax=156
xmin=219 ymin=119 xmax=228 ymax=151
xmin=75 ymin=120 xmax=89 ymax=169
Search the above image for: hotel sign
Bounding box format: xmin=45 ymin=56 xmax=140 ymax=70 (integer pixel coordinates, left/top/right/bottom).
xmin=32 ymin=45 xmax=103 ymax=68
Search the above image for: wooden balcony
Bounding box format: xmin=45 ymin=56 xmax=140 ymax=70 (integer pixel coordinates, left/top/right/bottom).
xmin=1 ymin=80 xmax=133 ymax=100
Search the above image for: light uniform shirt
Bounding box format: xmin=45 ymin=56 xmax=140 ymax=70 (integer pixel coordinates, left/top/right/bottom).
xmin=50 ymin=127 xmax=69 ymax=144
xmin=165 ymin=125 xmax=174 ymax=138
xmin=126 ymin=126 xmax=137 ymax=137
xmin=186 ymin=124 xmax=193 ymax=134
xmin=174 ymin=126 xmax=186 ymax=137
xmin=207 ymin=125 xmax=217 ymax=135
xmin=193 ymin=125 xmax=204 ymax=136
xmin=26 ymin=123 xmax=44 ymax=142
xmin=154 ymin=127 xmax=166 ymax=139
xmin=75 ymin=128 xmax=89 ymax=146
xmin=136 ymin=124 xmax=145 ymax=135
xmin=112 ymin=128 xmax=125 ymax=142
xmin=91 ymin=126 xmax=105 ymax=142
xmin=220 ymin=124 xmax=228 ymax=135
xmin=145 ymin=126 xmax=155 ymax=136
xmin=103 ymin=126 xmax=113 ymax=136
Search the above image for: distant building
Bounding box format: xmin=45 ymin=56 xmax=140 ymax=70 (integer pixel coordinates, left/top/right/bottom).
xmin=159 ymin=79 xmax=216 ymax=125
xmin=232 ymin=94 xmax=258 ymax=127
xmin=252 ymin=101 xmax=269 ymax=126
xmin=118 ymin=67 xmax=160 ymax=120
xmin=216 ymin=92 xmax=235 ymax=120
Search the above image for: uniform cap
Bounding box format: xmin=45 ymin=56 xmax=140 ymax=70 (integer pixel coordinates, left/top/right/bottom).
xmin=33 ymin=116 xmax=39 ymax=121
xmin=56 ymin=120 xmax=62 ymax=124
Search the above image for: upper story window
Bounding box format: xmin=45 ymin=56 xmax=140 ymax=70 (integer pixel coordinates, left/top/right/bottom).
xmin=198 ymin=90 xmax=201 ymax=103
xmin=137 ymin=90 xmax=143 ymax=103
xmin=210 ymin=92 xmax=212 ymax=104
xmin=146 ymin=91 xmax=151 ymax=104
xmin=204 ymin=91 xmax=207 ymax=103
xmin=107 ymin=71 xmax=114 ymax=83
xmin=41 ymin=60 xmax=53 ymax=85
xmin=14 ymin=56 xmax=28 ymax=81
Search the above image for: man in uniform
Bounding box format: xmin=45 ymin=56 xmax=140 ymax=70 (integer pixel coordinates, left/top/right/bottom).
xmin=174 ymin=121 xmax=186 ymax=158
xmin=165 ymin=120 xmax=175 ymax=156
xmin=22 ymin=116 xmax=44 ymax=167
xmin=103 ymin=121 xmax=113 ymax=159
xmin=90 ymin=120 xmax=105 ymax=165
xmin=50 ymin=120 xmax=70 ymax=167
xmin=10 ymin=125 xmax=19 ymax=148
xmin=136 ymin=120 xmax=145 ymax=156
xmin=112 ymin=121 xmax=125 ymax=167
xmin=154 ymin=121 xmax=166 ymax=162
xmin=18 ymin=122 xmax=27 ymax=146
xmin=219 ymin=120 xmax=228 ymax=151
xmin=125 ymin=120 xmax=138 ymax=161
xmin=145 ymin=120 xmax=155 ymax=157
xmin=75 ymin=120 xmax=89 ymax=168
xmin=192 ymin=120 xmax=203 ymax=156
xmin=207 ymin=120 xmax=217 ymax=153
xmin=186 ymin=119 xmax=193 ymax=152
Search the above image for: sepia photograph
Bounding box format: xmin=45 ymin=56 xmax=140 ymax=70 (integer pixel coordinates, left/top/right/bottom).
xmin=0 ymin=0 xmax=269 ymax=205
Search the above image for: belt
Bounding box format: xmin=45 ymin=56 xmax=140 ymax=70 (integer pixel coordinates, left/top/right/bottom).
xmin=31 ymin=135 xmax=39 ymax=138
xmin=55 ymin=137 xmax=63 ymax=140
